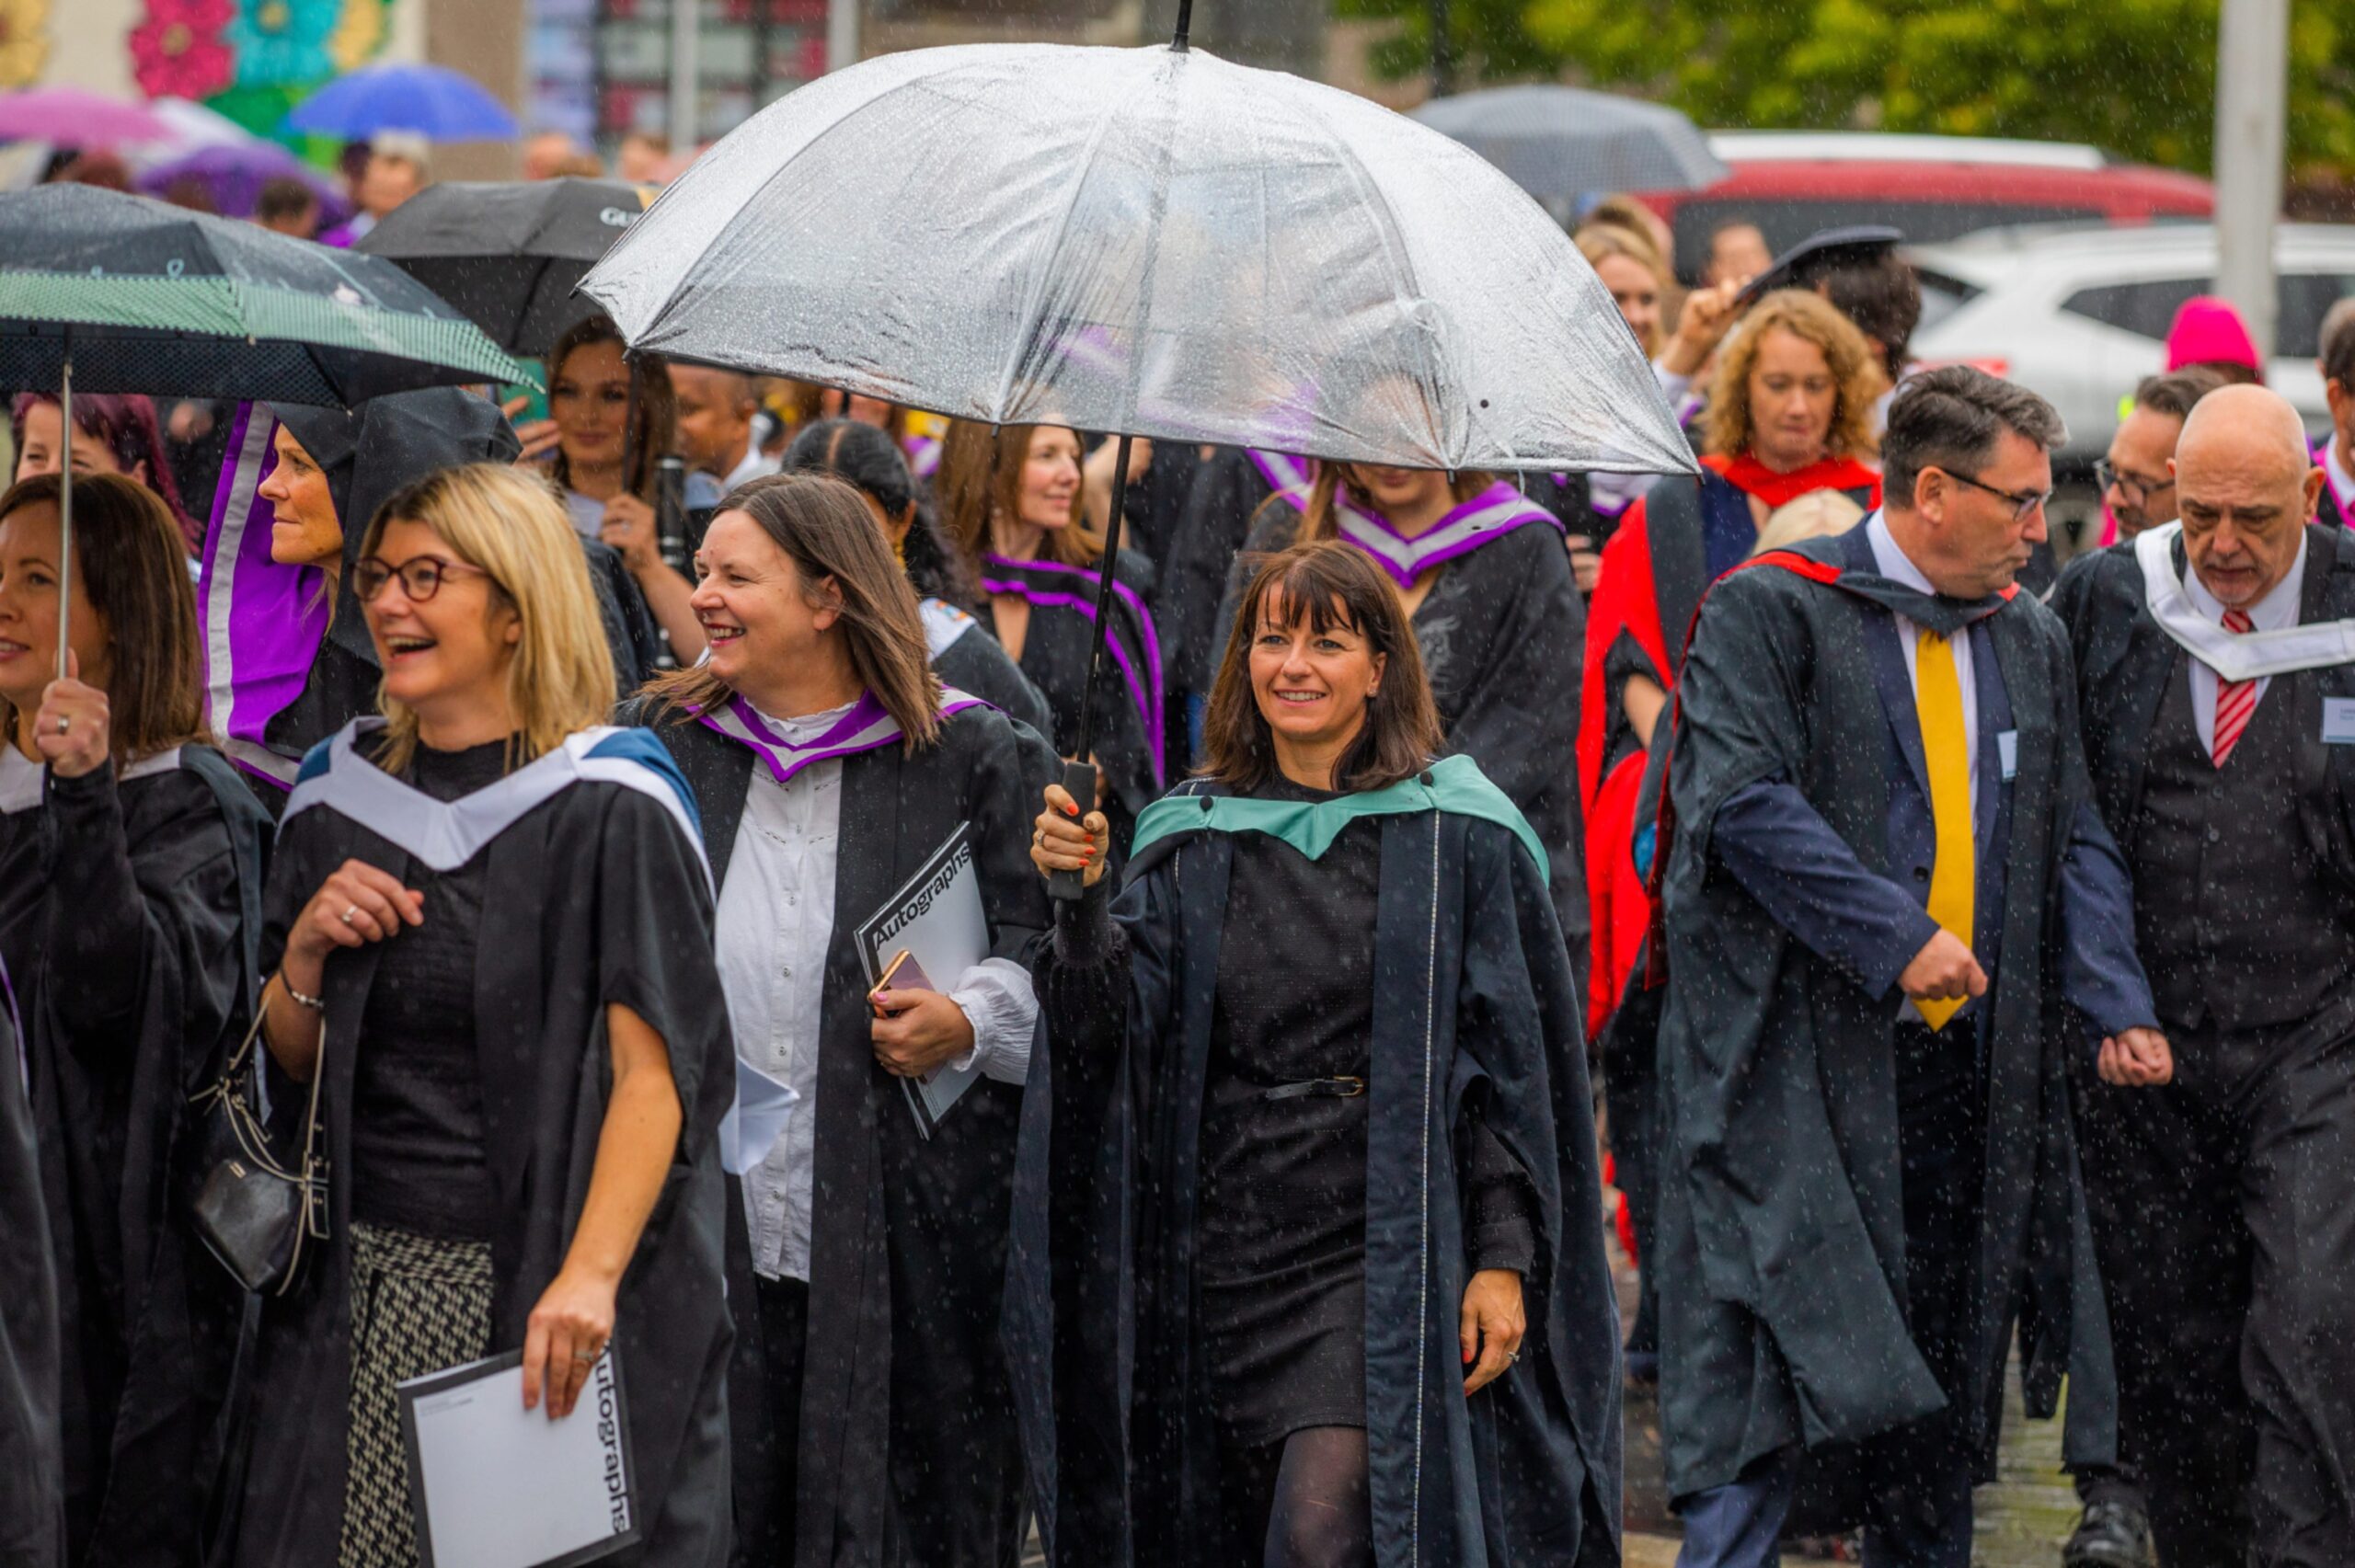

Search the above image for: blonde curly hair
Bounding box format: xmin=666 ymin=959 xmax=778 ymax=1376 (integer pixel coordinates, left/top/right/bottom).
xmin=1701 ymin=288 xmax=1883 ymax=463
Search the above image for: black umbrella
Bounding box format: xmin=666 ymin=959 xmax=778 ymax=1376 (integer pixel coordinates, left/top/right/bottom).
xmin=357 ymin=177 xmax=655 ymax=356
xmin=1409 ymin=85 xmax=1728 ymax=205
xmin=0 ymin=183 xmax=532 ymax=673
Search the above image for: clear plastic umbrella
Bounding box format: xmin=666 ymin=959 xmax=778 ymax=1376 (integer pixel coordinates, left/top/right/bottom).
xmin=581 ymin=11 xmax=1694 ymax=893
xmin=580 ymin=29 xmax=1692 ymax=479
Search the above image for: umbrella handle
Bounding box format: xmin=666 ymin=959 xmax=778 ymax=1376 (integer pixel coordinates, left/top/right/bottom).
xmin=1048 ymin=432 xmax=1135 ymax=903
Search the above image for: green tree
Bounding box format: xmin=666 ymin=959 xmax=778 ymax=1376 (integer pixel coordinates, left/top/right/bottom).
xmin=1343 ymin=0 xmax=2355 ymax=176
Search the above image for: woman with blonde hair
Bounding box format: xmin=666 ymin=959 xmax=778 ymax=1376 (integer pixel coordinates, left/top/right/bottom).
xmin=626 ymin=472 xmax=1054 ymax=1562
xmin=1580 ymin=288 xmax=1885 ymax=1034
xmin=938 ymin=418 xmax=1162 ymax=862
xmin=0 ymin=472 xmax=271 ymax=1563
xmin=232 ymin=463 xmax=735 ymax=1568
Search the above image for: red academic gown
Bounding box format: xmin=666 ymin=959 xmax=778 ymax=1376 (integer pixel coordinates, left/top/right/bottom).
xmin=1577 ymin=451 xmax=1881 ymax=1034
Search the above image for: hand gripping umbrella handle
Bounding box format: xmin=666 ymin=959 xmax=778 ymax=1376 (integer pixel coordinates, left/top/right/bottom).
xmin=1048 ymin=433 xmax=1136 ymax=903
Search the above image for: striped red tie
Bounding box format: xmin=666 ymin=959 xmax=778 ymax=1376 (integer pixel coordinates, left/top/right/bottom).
xmin=2213 ymin=607 xmax=2257 ymax=767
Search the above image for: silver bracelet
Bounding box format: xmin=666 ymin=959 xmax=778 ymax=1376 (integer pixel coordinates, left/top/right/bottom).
xmin=280 ymin=976 xmax=326 ymax=1012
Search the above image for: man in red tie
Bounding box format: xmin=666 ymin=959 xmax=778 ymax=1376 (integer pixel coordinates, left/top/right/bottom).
xmin=2053 ymin=383 xmax=2355 ymax=1568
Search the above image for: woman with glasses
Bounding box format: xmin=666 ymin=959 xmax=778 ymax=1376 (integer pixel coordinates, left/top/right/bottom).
xmin=625 ymin=473 xmax=1055 ymax=1563
xmin=230 ymin=464 xmax=735 ymax=1568
xmin=1015 ymin=540 xmax=1618 ymax=1568
xmin=0 ymin=472 xmax=270 ymax=1564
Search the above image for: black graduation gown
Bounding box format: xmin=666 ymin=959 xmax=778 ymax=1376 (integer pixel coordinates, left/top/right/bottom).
xmin=1651 ymin=538 xmax=2115 ymax=1507
xmin=1008 ymin=783 xmax=1622 ymax=1568
xmin=232 ymin=747 xmax=736 ymax=1568
xmin=929 ymin=618 xmax=1056 ymax=743
xmin=0 ymin=747 xmax=268 ymax=1568
xmin=982 ymin=549 xmax=1162 ymax=830
xmin=253 ymin=393 xmax=654 ymax=807
xmin=0 ymin=967 xmax=63 ymax=1568
xmin=1219 ymin=502 xmax=1590 ymax=957
xmin=633 ymin=701 xmax=1057 ymax=1568
xmin=1154 ymin=449 xmax=1272 ymax=707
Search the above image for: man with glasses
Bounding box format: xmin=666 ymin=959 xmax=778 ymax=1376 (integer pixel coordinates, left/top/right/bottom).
xmin=2100 ymin=367 xmax=2227 ymax=544
xmin=2054 ymin=383 xmax=2355 ymax=1568
xmin=1649 ymin=365 xmax=2166 ymax=1568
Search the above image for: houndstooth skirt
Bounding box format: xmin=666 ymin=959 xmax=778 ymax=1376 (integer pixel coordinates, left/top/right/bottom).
xmin=338 ymin=1222 xmax=493 ymax=1568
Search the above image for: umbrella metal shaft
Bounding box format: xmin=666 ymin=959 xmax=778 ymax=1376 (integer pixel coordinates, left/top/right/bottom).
xmin=55 ymin=343 xmax=71 ymax=681
xmin=1048 ymin=431 xmax=1135 ymax=902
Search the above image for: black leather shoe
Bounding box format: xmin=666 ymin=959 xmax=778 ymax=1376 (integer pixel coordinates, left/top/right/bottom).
xmin=2063 ymin=1499 xmax=2158 ymax=1568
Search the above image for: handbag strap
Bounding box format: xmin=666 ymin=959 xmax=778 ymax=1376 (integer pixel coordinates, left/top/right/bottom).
xmin=214 ymin=976 xmax=329 ymax=1188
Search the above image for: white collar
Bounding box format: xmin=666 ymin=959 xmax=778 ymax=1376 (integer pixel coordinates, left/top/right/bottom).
xmin=0 ymin=744 xmax=183 ymax=816
xmin=747 ymin=696 xmax=859 ymax=746
xmin=1864 ymin=510 xmax=1937 ymax=597
xmin=720 ymin=445 xmax=778 ymax=495
xmin=2134 ymin=521 xmax=2354 ymax=680
xmin=2326 ymin=439 xmax=2355 ymax=520
xmin=281 ymin=718 xmax=711 ymax=888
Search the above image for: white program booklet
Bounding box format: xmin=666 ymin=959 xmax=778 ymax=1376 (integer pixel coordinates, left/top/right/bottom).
xmin=399 ymin=1346 xmax=638 ymax=1568
xmin=856 ymin=821 xmax=991 ymax=1139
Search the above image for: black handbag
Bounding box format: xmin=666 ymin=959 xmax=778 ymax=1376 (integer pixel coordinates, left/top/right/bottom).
xmin=189 ymin=993 xmax=328 ymax=1296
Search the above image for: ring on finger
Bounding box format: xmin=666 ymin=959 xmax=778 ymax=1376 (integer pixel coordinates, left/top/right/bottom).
xmin=339 ymin=904 xmax=359 ymax=926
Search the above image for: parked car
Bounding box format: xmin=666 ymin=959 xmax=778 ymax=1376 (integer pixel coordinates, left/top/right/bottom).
xmin=1906 ymin=221 xmax=2354 ymax=456
xmin=1634 ymin=132 xmax=2214 ymax=284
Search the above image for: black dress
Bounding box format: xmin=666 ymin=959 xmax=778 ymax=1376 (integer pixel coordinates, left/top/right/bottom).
xmin=1191 ymin=775 xmax=1535 ymax=1448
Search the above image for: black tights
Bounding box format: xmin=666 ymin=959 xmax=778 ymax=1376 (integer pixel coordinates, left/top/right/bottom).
xmin=1217 ymin=1425 xmax=1373 ymax=1568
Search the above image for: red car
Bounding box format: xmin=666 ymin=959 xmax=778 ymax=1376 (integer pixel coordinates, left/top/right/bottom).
xmin=1635 ymin=132 xmax=2215 ymax=282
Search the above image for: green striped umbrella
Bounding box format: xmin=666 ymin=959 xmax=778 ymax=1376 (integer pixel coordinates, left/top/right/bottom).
xmin=0 ymin=183 xmax=535 ymax=675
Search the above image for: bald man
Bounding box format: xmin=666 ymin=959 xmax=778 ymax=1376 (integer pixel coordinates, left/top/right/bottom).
xmin=2053 ymin=383 xmax=2355 ymax=1568
xmin=670 ymin=362 xmax=777 ymax=497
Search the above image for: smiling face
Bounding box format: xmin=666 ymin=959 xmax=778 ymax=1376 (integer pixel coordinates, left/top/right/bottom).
xmin=0 ymin=499 xmax=109 ymax=712
xmin=258 ymin=425 xmax=341 ymax=567
xmin=360 ymin=517 xmax=520 ymax=720
xmin=551 ymin=338 xmax=632 ymax=475
xmin=1745 ymin=326 xmax=1838 ymax=473
xmin=1593 ymin=251 xmax=1662 ymax=351
xmin=1017 ymin=426 xmax=1081 ymax=531
xmin=1248 ymin=589 xmax=1384 ymax=772
xmin=691 ymin=509 xmax=842 ymax=693
xmin=15 ymin=402 xmax=132 ymax=486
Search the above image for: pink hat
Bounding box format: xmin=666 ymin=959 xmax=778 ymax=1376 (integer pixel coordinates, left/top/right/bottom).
xmin=2165 ymin=294 xmax=2264 ymax=377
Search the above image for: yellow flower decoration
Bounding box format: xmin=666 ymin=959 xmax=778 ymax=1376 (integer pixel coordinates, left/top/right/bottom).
xmin=0 ymin=0 xmax=52 ymax=89
xmin=326 ymin=0 xmax=382 ymax=73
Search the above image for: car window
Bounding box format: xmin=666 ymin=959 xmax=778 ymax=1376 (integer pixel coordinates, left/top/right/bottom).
xmin=2062 ymin=271 xmax=2355 ymax=356
xmin=1913 ymin=269 xmax=1982 ymax=335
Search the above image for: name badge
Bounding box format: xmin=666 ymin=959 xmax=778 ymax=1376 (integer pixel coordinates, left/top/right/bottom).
xmin=1997 ymin=729 xmax=2019 ymax=780
xmin=2325 ymin=697 xmax=2355 ymax=745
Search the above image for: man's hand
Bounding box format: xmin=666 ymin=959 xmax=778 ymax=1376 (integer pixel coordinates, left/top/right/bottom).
xmin=1898 ymin=930 xmax=1987 ymax=1005
xmin=2097 ymin=1026 xmax=2174 ymax=1088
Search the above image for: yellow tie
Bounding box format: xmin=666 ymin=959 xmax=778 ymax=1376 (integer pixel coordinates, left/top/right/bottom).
xmin=1913 ymin=627 xmax=1975 ymax=1031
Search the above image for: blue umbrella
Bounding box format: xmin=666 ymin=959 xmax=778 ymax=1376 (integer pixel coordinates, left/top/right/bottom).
xmin=282 ymin=63 xmax=520 ymax=143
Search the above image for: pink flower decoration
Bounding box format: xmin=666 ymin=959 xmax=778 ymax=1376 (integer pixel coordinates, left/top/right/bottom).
xmin=131 ymin=0 xmax=236 ymax=101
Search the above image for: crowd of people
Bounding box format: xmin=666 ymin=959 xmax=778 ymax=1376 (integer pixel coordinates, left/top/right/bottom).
xmin=1 ymin=119 xmax=2351 ymax=1568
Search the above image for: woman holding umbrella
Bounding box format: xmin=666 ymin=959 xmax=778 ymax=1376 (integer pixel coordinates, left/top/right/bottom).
xmin=624 ymin=472 xmax=1054 ymax=1565
xmin=0 ymin=470 xmax=270 ymax=1566
xmin=516 ymin=314 xmax=700 ymax=662
xmin=939 ymin=418 xmax=1161 ymax=864
xmin=783 ymin=416 xmax=1054 ymax=738
xmin=1018 ymin=539 xmax=1618 ymax=1567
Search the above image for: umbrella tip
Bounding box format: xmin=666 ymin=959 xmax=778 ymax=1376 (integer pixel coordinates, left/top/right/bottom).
xmin=1172 ymin=0 xmax=1191 ymax=51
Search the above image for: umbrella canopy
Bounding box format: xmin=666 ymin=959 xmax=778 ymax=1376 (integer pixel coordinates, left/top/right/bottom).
xmin=0 ymin=87 xmax=174 ymax=150
xmin=581 ymin=40 xmax=1691 ymax=477
xmin=136 ymin=142 xmax=349 ymax=223
xmin=0 ymin=183 xmax=534 ymax=403
xmin=139 ymin=97 xmax=264 ymax=160
xmin=284 ymin=63 xmax=522 ymax=143
xmin=357 ymin=177 xmax=654 ymax=355
xmin=1409 ymin=86 xmax=1727 ymax=203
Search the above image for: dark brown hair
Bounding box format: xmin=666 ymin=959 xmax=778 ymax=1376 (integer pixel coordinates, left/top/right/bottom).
xmin=546 ymin=314 xmax=678 ymax=503
xmin=1201 ymin=540 xmax=1443 ymax=795
xmin=936 ymin=419 xmax=1103 ymax=569
xmin=640 ymin=472 xmax=943 ymax=748
xmin=1882 ymin=362 xmax=2066 ymax=511
xmin=2134 ymin=364 xmax=2229 ymax=422
xmin=0 ymin=473 xmax=207 ymax=762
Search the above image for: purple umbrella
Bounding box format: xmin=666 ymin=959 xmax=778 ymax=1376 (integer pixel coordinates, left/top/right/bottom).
xmin=0 ymin=87 xmax=173 ymax=148
xmin=137 ymin=143 xmax=350 ymax=223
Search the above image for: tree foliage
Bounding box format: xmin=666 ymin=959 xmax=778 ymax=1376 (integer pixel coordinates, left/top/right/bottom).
xmin=1338 ymin=0 xmax=2355 ymax=175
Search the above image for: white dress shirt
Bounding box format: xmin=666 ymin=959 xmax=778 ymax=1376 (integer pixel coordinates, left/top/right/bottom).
xmin=2326 ymin=440 xmax=2355 ymax=526
xmin=717 ymin=699 xmax=1039 ymax=1282
xmin=718 ymin=443 xmax=781 ymax=497
xmin=1867 ymin=512 xmax=1980 ymax=809
xmin=2180 ymin=530 xmax=2310 ymax=757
